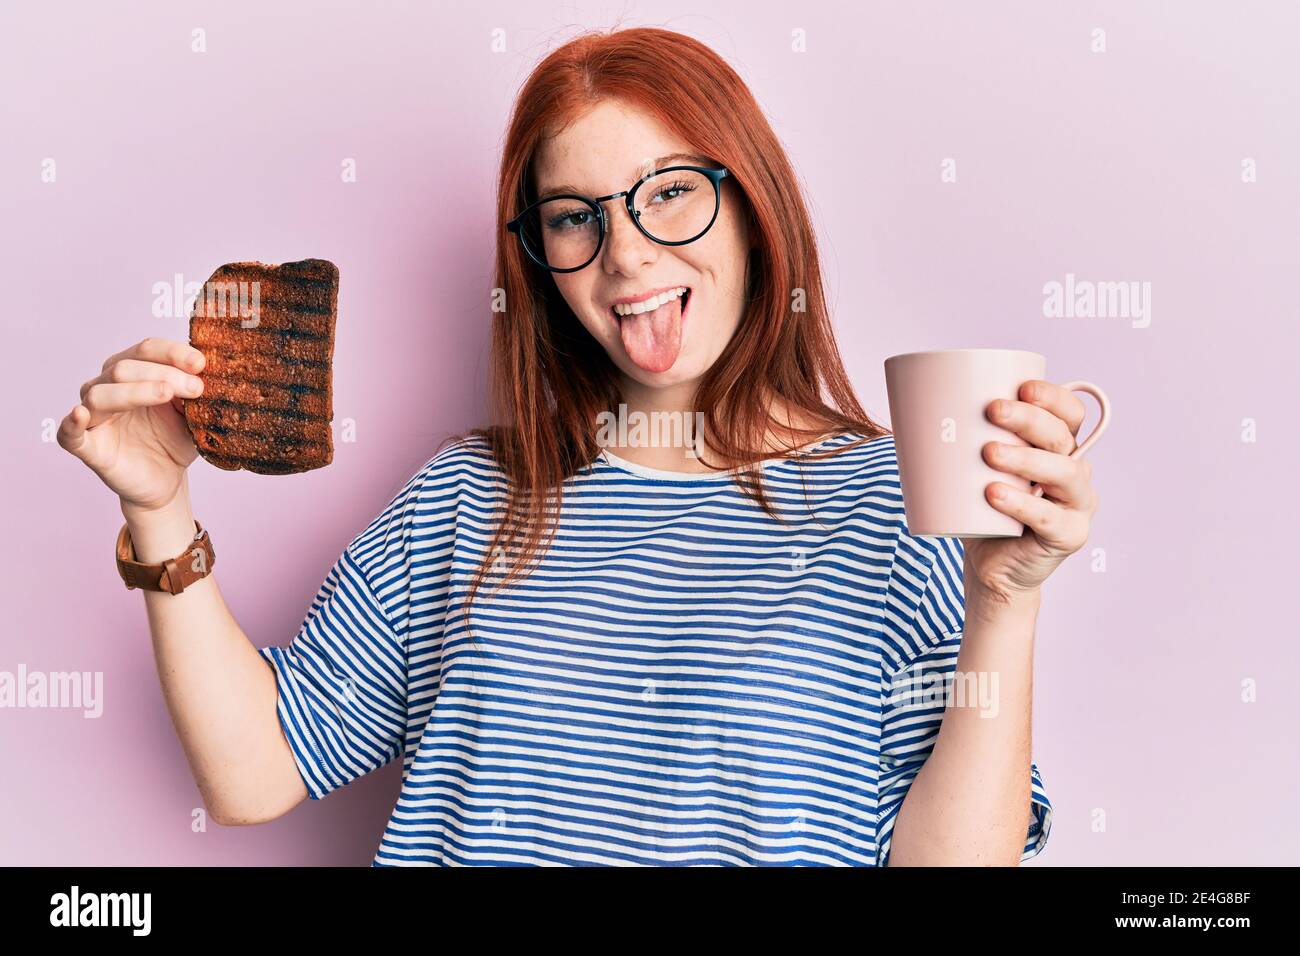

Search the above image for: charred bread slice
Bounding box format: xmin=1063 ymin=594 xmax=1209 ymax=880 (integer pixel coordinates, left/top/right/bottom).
xmin=184 ymin=259 xmax=338 ymax=475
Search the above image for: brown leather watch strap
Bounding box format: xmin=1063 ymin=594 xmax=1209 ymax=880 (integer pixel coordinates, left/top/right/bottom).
xmin=116 ymin=519 xmax=216 ymax=594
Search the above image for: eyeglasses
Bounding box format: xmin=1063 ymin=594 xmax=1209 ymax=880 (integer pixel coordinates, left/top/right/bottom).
xmin=507 ymin=165 xmax=730 ymax=273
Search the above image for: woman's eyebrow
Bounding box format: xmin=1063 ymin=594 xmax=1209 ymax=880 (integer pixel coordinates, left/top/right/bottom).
xmin=537 ymin=153 xmax=712 ymax=198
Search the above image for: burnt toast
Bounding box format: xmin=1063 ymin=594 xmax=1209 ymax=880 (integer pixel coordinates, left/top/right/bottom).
xmin=184 ymin=259 xmax=338 ymax=475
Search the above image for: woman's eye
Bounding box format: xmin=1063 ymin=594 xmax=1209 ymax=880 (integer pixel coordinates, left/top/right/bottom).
xmin=652 ymin=182 xmax=694 ymax=204
xmin=548 ymin=210 xmax=591 ymax=229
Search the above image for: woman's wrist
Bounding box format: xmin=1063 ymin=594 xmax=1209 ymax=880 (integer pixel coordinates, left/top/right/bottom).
xmin=120 ymin=488 xmax=199 ymax=565
xmin=964 ymin=577 xmax=1042 ymax=628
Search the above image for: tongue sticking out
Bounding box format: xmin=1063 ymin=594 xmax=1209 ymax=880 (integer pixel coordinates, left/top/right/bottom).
xmin=618 ymin=293 xmax=684 ymax=374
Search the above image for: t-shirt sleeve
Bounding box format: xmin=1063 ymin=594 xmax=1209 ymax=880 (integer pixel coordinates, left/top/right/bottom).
xmin=874 ymin=531 xmax=1054 ymax=865
xmin=258 ymin=464 xmax=429 ymax=801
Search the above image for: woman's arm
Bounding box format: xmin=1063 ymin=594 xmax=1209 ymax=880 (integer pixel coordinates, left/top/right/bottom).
xmin=124 ymin=487 xmax=309 ymax=825
xmin=887 ymin=379 xmax=1099 ymax=865
xmin=58 ymin=337 xmax=309 ymax=826
xmin=885 ymin=580 xmax=1041 ymax=865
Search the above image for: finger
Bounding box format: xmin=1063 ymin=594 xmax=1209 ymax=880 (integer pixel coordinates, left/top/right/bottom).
xmin=82 ymin=380 xmax=175 ymax=428
xmin=984 ymin=441 xmax=1092 ymax=509
xmin=101 ymin=337 xmax=205 ymax=376
xmin=56 ymin=403 xmax=94 ymax=458
xmin=986 ymin=481 xmax=1090 ymax=552
xmin=1019 ymin=380 xmax=1087 ymax=439
xmin=82 ymin=358 xmax=204 ymax=403
xmin=986 ymin=398 xmax=1076 ymax=455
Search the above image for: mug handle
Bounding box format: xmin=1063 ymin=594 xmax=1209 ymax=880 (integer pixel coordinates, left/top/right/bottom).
xmin=1029 ymin=380 xmax=1111 ymax=499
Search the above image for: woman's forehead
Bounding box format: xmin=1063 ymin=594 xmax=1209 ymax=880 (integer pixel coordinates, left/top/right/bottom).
xmin=532 ymin=102 xmax=704 ymax=193
xmin=535 ymin=150 xmax=713 ymax=197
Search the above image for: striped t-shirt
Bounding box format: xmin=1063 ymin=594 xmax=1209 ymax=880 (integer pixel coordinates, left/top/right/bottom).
xmin=259 ymin=431 xmax=1053 ymax=866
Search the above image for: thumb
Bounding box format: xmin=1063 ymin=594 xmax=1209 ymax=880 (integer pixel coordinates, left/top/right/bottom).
xmin=56 ymin=404 xmax=97 ymax=462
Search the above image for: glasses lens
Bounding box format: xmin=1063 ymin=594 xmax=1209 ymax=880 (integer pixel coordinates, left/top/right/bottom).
xmin=633 ymin=169 xmax=718 ymax=244
xmin=519 ymin=197 xmax=601 ymax=270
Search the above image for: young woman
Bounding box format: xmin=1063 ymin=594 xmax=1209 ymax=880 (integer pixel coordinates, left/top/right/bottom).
xmin=58 ymin=27 xmax=1097 ymax=866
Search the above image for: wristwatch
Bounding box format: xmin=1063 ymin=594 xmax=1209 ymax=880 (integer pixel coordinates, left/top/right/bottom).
xmin=116 ymin=519 xmax=216 ymax=594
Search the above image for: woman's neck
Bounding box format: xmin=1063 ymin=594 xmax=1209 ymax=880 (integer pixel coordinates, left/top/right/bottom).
xmin=604 ymin=378 xmax=833 ymax=474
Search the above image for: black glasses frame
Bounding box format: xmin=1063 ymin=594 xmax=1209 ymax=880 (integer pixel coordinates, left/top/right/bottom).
xmin=506 ymin=165 xmax=730 ymax=274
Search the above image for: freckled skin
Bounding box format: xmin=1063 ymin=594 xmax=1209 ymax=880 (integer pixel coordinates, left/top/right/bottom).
xmin=532 ymin=98 xmax=753 ymax=398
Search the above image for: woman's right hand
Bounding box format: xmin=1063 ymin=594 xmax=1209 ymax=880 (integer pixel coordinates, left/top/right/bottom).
xmin=57 ymin=337 xmax=208 ymax=516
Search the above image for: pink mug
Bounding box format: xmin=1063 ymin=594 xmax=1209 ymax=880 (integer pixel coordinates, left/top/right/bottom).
xmin=883 ymin=348 xmax=1111 ymax=538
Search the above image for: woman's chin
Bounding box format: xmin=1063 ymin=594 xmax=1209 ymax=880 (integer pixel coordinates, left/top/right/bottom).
xmin=618 ymin=350 xmax=710 ymax=388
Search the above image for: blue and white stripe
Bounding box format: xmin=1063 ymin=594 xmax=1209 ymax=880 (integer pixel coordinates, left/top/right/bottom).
xmin=259 ymin=431 xmax=1053 ymax=865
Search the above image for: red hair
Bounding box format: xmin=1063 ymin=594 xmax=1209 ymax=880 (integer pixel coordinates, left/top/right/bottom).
xmin=455 ymin=26 xmax=887 ymax=608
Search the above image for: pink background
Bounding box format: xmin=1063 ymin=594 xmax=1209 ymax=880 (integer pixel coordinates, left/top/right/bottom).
xmin=2 ymin=1 xmax=1296 ymax=865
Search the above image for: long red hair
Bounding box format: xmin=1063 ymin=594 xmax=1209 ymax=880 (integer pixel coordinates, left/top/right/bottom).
xmin=455 ymin=26 xmax=888 ymax=608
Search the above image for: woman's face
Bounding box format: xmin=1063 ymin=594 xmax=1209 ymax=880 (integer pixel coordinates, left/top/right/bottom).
xmin=531 ymin=99 xmax=751 ymax=391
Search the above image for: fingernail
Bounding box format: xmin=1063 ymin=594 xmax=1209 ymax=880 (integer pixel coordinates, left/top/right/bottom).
xmin=992 ymin=400 xmax=1007 ymax=418
xmin=187 ymin=376 xmax=203 ymax=392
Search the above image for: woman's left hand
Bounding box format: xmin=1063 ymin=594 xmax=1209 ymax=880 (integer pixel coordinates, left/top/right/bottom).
xmin=961 ymin=380 xmax=1099 ymax=603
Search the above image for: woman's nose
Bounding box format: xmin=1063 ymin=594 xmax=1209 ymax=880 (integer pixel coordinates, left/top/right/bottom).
xmin=602 ymin=204 xmax=656 ymax=270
